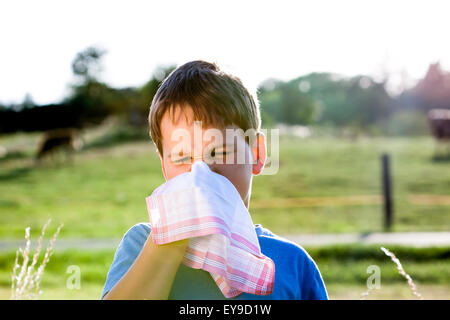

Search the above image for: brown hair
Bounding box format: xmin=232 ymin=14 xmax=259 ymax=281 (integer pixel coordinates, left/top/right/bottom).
xmin=148 ymin=60 xmax=261 ymax=155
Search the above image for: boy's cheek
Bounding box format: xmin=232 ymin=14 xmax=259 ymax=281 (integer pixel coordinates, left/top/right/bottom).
xmin=164 ymin=162 xmax=189 ymax=181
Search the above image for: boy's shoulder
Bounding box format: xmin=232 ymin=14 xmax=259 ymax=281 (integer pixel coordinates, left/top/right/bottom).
xmin=254 ymin=224 xmax=316 ymax=261
xmin=123 ymin=222 xmax=151 ymax=240
xmin=253 ymin=224 xmax=328 ymax=300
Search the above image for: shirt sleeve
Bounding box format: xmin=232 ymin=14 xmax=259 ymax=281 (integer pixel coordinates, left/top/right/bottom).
xmin=100 ymin=223 xmax=151 ymax=299
xmin=301 ymin=257 xmax=329 ymax=300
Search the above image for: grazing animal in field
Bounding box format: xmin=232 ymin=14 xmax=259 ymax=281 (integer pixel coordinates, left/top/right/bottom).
xmin=34 ymin=128 xmax=83 ymax=164
xmin=427 ymin=109 xmax=450 ymax=159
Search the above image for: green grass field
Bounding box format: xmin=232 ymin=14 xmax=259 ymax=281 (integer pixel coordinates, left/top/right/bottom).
xmin=1 ymin=126 xmax=449 ymax=299
xmin=1 ymin=128 xmax=449 ymax=238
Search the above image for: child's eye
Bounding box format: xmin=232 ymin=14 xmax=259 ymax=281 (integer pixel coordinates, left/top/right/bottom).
xmin=174 ymin=156 xmax=192 ymax=164
xmin=210 ymin=149 xmax=232 ymax=158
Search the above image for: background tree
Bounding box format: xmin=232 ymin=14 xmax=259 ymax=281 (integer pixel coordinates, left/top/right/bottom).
xmin=71 ymin=46 xmax=106 ymax=83
xmin=65 ymin=46 xmax=114 ymax=126
xmin=258 ymin=78 xmax=316 ymax=125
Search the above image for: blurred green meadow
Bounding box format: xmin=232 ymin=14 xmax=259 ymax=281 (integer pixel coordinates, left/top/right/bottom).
xmin=0 ymin=124 xmax=449 ymax=299
xmin=1 ymin=126 xmax=449 ymax=238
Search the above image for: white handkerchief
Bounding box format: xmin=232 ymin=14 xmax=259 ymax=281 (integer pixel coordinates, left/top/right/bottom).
xmin=145 ymin=161 xmax=275 ymax=298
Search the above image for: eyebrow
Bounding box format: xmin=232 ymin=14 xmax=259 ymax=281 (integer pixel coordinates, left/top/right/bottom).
xmin=168 ymin=143 xmax=236 ymax=159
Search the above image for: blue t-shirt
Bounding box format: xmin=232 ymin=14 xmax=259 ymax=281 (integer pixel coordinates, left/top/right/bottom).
xmin=101 ymin=223 xmax=328 ymax=300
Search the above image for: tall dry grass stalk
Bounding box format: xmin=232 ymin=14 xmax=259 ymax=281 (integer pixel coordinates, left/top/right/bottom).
xmin=10 ymin=219 xmax=63 ymax=300
xmin=360 ymin=247 xmax=425 ymax=300
xmin=380 ymin=247 xmax=424 ymax=300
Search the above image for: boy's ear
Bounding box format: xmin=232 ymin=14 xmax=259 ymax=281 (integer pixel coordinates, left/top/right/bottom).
xmin=158 ymin=152 xmax=168 ymax=181
xmin=251 ymin=131 xmax=266 ymax=175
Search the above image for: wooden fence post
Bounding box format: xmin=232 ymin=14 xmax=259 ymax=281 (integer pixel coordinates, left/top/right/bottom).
xmin=381 ymin=153 xmax=393 ymax=231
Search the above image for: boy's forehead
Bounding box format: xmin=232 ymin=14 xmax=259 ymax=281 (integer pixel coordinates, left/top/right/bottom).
xmin=160 ymin=104 xmax=232 ymax=134
xmin=160 ymin=106 xmax=247 ymax=153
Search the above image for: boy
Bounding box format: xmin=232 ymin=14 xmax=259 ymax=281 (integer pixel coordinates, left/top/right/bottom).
xmin=101 ymin=60 xmax=328 ymax=300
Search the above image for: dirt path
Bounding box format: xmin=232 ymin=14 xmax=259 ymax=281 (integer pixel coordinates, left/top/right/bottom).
xmin=1 ymin=232 xmax=449 ymax=251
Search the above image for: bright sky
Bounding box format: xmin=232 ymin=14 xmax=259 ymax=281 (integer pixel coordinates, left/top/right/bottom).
xmin=1 ymin=0 xmax=449 ymax=105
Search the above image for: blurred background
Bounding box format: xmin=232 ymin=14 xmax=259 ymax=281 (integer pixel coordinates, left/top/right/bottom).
xmin=0 ymin=0 xmax=449 ymax=300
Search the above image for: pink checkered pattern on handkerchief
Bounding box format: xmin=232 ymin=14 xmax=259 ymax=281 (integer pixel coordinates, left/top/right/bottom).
xmin=145 ymin=161 xmax=275 ymax=298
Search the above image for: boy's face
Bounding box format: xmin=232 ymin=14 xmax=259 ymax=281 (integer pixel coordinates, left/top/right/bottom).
xmin=158 ymin=105 xmax=266 ymax=209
